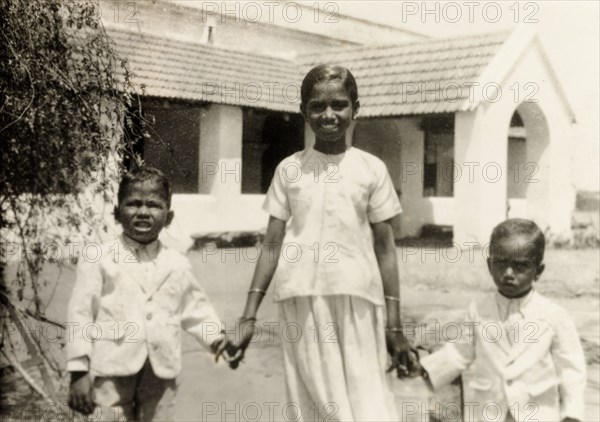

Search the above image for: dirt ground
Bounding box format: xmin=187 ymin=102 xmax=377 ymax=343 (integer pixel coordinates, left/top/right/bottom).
xmin=3 ymin=246 xmax=599 ymax=421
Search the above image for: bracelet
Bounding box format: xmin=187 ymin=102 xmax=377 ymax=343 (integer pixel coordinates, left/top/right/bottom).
xmin=385 ymin=327 xmax=404 ymax=332
xmin=384 ymin=296 xmax=400 ymax=303
xmin=248 ymin=288 xmax=267 ymax=296
xmin=239 ymin=316 xmax=257 ymax=323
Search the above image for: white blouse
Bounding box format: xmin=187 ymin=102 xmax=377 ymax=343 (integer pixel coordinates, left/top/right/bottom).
xmin=263 ymin=146 xmax=402 ymax=305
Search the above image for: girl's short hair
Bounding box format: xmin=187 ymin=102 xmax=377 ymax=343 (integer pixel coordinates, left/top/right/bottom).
xmin=300 ymin=64 xmax=359 ymax=108
xmin=490 ymin=218 xmax=545 ymax=264
xmin=118 ymin=166 xmax=172 ymax=208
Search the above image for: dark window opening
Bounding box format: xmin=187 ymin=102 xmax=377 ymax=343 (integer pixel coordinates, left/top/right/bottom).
xmin=508 ymin=111 xmax=527 ymax=199
xmin=510 ymin=111 xmax=524 ymax=127
xmin=242 ymin=109 xmax=304 ymax=194
xmin=124 ymin=97 xmax=203 ymax=193
xmin=421 ymin=115 xmax=454 ymax=197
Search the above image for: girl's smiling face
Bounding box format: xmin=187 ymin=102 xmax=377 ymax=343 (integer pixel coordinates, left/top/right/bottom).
xmin=302 ymin=80 xmax=358 ymax=145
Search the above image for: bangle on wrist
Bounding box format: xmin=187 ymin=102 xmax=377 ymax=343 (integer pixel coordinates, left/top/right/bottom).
xmin=239 ymin=316 xmax=257 ymax=323
xmin=248 ymin=288 xmax=266 ymax=296
xmin=385 ymin=327 xmax=404 ymax=332
xmin=384 ymin=295 xmax=400 ymax=303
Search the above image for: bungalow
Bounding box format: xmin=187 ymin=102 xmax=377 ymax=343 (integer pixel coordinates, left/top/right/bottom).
xmin=105 ymin=5 xmax=576 ymax=247
xmin=302 ymin=27 xmax=577 ymax=245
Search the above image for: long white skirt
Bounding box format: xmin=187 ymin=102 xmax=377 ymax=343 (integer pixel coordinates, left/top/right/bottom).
xmin=278 ymin=295 xmax=398 ymax=422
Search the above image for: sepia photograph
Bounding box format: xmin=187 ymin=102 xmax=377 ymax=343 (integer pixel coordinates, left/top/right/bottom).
xmin=1 ymin=1 xmax=598 ymax=421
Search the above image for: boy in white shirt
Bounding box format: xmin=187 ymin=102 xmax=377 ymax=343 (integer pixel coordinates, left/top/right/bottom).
xmin=67 ymin=167 xmax=231 ymax=421
xmin=416 ymin=219 xmax=587 ymax=422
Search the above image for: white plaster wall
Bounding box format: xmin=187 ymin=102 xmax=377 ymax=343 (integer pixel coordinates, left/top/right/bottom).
xmin=396 ymin=118 xmax=455 ymax=237
xmin=353 ymin=116 xmax=456 ymax=238
xmin=159 ymin=104 xmax=270 ymax=250
xmin=454 ymin=109 xmax=485 ymax=246
xmin=100 ymin=1 xmax=424 ymax=60
xmin=496 ymin=41 xmax=574 ymax=236
xmin=454 ymin=40 xmax=575 ymax=245
xmin=198 ymin=104 xmax=242 ymax=197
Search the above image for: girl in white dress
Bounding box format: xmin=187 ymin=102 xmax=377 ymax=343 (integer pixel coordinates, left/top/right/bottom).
xmin=232 ymin=64 xmax=414 ymax=421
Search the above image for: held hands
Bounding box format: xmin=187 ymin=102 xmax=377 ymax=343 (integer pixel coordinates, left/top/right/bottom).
xmin=385 ymin=329 xmax=421 ymax=379
xmin=227 ymin=316 xmax=257 ymax=369
xmin=213 ymin=317 xmax=258 ymax=369
xmin=211 ymin=333 xmax=238 ymax=365
xmin=68 ymin=371 xmax=95 ymax=415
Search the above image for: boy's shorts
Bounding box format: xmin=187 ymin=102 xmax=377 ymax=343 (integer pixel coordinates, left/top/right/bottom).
xmin=92 ymin=359 xmax=177 ymax=421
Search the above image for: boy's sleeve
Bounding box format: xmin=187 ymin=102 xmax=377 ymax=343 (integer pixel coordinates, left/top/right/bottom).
xmin=420 ymin=305 xmax=476 ymax=390
xmin=180 ymin=268 xmax=225 ymax=348
xmin=66 ymin=255 xmax=103 ymax=371
xmin=367 ymin=160 xmax=402 ymax=223
xmin=262 ymin=161 xmax=291 ymax=221
xmin=551 ymin=311 xmax=587 ymax=420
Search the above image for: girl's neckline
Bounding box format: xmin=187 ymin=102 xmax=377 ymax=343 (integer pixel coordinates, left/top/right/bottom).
xmin=312 ymin=145 xmax=352 ymax=156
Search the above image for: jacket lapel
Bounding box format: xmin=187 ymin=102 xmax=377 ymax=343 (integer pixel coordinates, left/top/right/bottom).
xmin=505 ymin=292 xmax=553 ymax=367
xmin=476 ymin=294 xmax=511 ymax=355
xmin=144 ymin=243 xmax=174 ymax=300
xmin=117 ymin=235 xmax=148 ymax=294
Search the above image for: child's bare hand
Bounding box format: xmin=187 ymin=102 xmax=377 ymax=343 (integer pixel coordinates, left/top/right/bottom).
xmin=224 ymin=342 xmax=239 ymax=369
xmin=68 ymin=371 xmax=95 ymax=415
xmin=406 ymin=350 xmax=423 ymax=378
xmin=385 ymin=329 xmax=414 ymax=378
xmin=212 ymin=336 xmax=235 ymax=363
xmin=228 ymin=317 xmax=256 ymax=368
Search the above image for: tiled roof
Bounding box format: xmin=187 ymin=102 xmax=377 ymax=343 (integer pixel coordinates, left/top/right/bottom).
xmin=107 ymin=28 xmax=512 ymax=117
xmin=299 ymin=31 xmax=511 ymax=117
xmin=107 ymin=28 xmax=303 ymax=113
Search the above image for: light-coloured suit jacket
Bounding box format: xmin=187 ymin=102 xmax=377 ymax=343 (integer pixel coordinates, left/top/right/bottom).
xmin=421 ymin=290 xmax=586 ymax=422
xmin=66 ymin=235 xmax=224 ymax=379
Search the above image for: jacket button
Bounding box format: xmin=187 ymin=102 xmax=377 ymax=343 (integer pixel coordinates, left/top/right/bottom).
xmin=507 ymin=380 xmax=513 ymax=386
xmin=146 ymin=313 xmax=153 ymax=321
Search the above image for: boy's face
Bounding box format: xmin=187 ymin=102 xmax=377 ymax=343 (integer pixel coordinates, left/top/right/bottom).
xmin=487 ymin=234 xmax=545 ymax=298
xmin=301 ymin=80 xmax=359 ymax=144
xmin=114 ymin=181 xmax=173 ymax=244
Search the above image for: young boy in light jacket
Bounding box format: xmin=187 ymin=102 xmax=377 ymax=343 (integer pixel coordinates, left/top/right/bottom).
xmin=67 ymin=167 xmax=231 ymax=421
xmin=416 ymin=219 xmax=586 ymax=422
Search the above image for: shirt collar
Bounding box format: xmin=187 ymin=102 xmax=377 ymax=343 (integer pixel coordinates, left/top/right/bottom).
xmin=495 ymin=288 xmax=535 ymax=321
xmin=310 ymin=145 xmax=352 ymax=159
xmin=121 ymin=233 xmax=161 ymax=261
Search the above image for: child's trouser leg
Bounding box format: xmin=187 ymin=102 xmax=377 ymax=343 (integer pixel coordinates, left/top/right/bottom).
xmin=93 ymin=373 xmax=137 ymax=421
xmin=134 ymin=359 xmax=177 ymax=421
xmin=93 ymin=360 xmax=177 ymax=421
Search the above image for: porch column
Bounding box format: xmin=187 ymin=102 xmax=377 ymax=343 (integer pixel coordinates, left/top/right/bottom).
xmin=454 ymin=110 xmax=509 ymax=246
xmin=545 ymin=117 xmax=575 ymax=234
xmin=198 ymin=104 xmax=243 ymax=199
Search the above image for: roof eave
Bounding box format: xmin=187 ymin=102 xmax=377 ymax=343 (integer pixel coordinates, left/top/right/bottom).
xmin=532 ymin=35 xmax=578 ymax=124
xmin=470 ymin=26 xmax=577 ymax=124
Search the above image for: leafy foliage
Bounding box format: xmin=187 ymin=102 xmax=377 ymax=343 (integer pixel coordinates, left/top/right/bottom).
xmin=0 ymin=0 xmax=142 ymax=315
